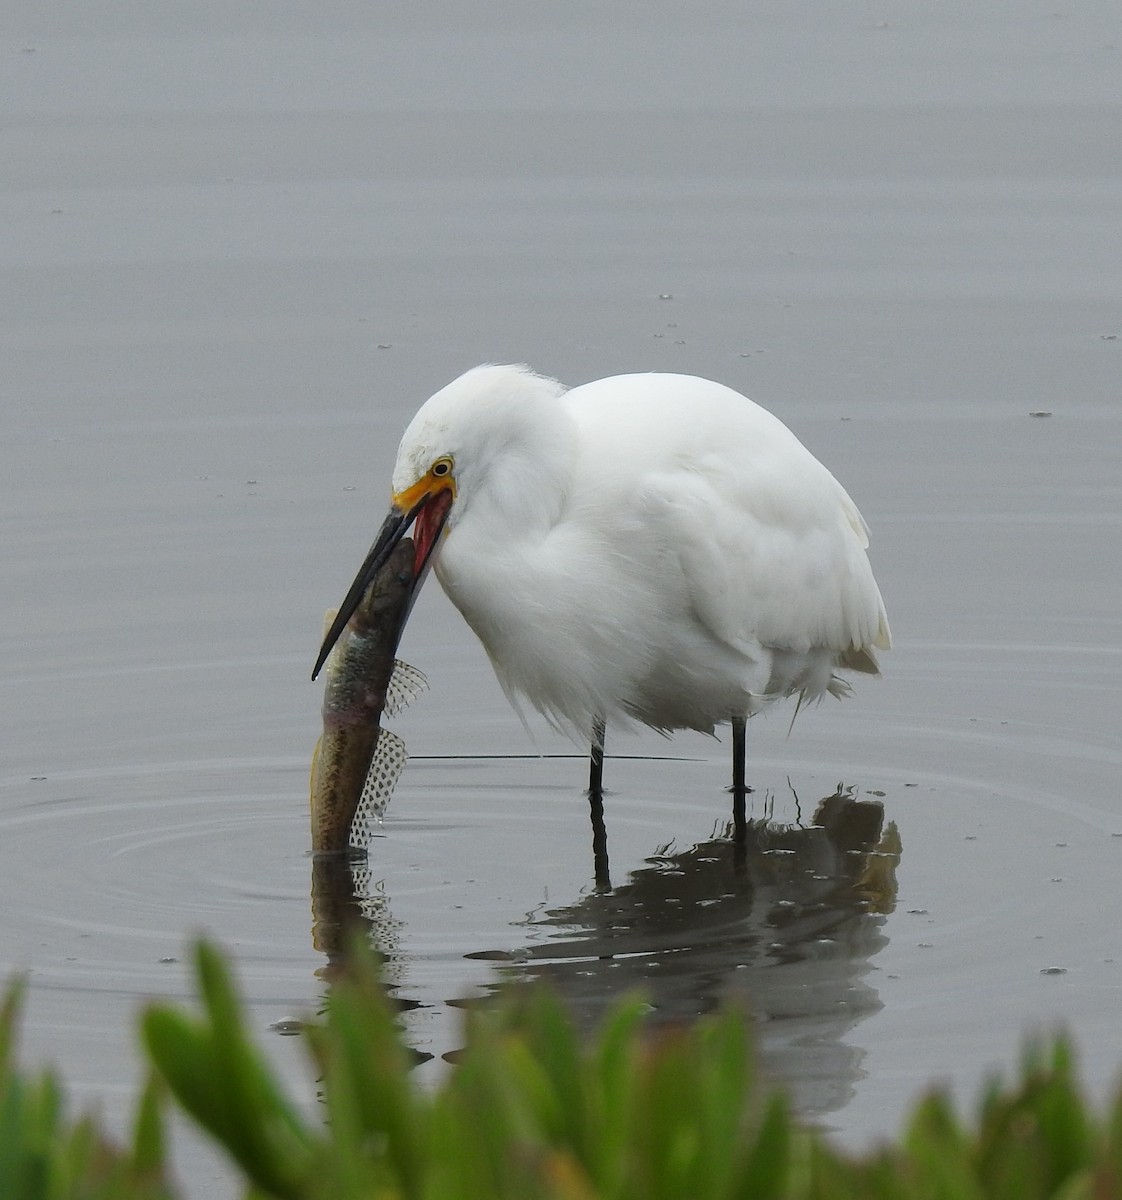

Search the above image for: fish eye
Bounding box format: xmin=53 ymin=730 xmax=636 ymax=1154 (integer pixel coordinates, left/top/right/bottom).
xmin=431 ymin=457 xmax=453 ymax=478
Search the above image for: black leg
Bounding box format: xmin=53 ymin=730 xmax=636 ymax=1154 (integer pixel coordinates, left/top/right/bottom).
xmin=588 ymin=716 xmax=610 ymax=889
xmin=589 ymin=715 xmax=606 ymax=795
xmin=731 ymin=716 xmax=747 ymax=846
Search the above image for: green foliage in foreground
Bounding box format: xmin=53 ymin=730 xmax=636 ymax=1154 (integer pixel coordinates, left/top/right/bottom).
xmin=0 ymin=983 xmax=171 ymax=1200
xmin=3 ymin=942 xmax=1122 ymax=1199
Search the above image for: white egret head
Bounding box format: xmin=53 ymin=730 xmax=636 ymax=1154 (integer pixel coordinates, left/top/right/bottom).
xmin=392 ymin=364 xmax=569 ymax=531
xmin=312 ymin=364 xmax=567 ymax=679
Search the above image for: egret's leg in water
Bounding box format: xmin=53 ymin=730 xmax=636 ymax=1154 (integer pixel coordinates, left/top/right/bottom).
xmin=589 ymin=716 xmax=610 ymax=889
xmin=731 ymin=716 xmax=748 ymax=844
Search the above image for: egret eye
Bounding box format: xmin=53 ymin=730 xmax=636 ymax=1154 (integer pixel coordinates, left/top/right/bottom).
xmin=431 ymin=457 xmax=453 ymax=478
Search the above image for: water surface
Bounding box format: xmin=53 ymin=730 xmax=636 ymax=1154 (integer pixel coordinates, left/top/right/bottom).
xmin=4 ymin=2 xmax=1121 ymax=1193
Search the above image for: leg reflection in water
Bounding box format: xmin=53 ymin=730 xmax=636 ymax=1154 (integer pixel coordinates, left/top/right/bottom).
xmin=309 ymin=784 xmax=900 ymax=1119
xmin=468 ymin=784 xmax=901 ymax=1119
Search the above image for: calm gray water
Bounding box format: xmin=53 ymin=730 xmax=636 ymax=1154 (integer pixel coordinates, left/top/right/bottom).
xmin=4 ymin=2 xmax=1122 ymax=1193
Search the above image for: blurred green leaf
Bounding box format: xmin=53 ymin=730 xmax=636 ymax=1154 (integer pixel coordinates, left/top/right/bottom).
xmin=310 ymin=963 xmax=426 ymax=1196
xmin=143 ymin=944 xmax=317 ymax=1200
xmin=735 ymin=1091 xmax=792 ymax=1200
xmin=130 ymin=1071 xmax=168 ymax=1189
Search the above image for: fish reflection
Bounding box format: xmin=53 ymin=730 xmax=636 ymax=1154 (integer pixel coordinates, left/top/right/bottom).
xmin=310 ymin=853 xmax=405 ymax=987
xmin=309 ymin=853 xmax=430 ymax=1064
xmin=470 ymin=785 xmax=900 ymax=1119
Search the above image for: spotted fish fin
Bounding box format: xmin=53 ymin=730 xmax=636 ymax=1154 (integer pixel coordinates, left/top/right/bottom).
xmin=385 ymin=659 xmax=428 ymax=718
xmin=351 ymin=728 xmax=408 ymax=847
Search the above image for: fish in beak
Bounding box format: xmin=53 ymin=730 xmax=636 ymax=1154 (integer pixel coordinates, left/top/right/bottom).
xmin=312 ymin=478 xmax=454 ymax=681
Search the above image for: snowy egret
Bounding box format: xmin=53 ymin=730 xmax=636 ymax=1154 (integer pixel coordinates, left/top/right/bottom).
xmin=314 ymin=365 xmax=890 ymax=841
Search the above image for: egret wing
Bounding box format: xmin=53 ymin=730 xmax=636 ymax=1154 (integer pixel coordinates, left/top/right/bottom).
xmin=653 ymin=447 xmax=889 ymax=661
xmin=562 ymin=370 xmax=889 ymax=691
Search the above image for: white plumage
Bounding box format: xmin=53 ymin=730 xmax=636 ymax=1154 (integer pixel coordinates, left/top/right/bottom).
xmin=389 ymin=364 xmax=890 ymax=745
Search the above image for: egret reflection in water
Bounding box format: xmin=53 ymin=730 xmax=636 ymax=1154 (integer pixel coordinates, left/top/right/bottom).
xmin=472 ymin=784 xmax=900 ymax=1117
xmin=307 ymin=782 xmax=900 ymax=1118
